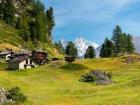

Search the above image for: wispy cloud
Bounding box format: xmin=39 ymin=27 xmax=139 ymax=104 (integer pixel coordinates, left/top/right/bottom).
xmin=48 ymin=0 xmax=139 ymax=27
xmin=43 ymin=0 xmax=140 ymax=43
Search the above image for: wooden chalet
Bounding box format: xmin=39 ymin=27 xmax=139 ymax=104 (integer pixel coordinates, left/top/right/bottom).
xmin=32 ymin=50 xmax=48 ymax=65
xmin=8 ymin=56 xmax=38 ymax=70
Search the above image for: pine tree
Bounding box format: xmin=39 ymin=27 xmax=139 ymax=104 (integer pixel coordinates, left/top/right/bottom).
xmin=35 ymin=12 xmax=47 ymax=42
xmin=84 ymin=46 xmax=95 ymax=58
xmin=46 ymin=7 xmax=55 ymax=41
xmin=100 ymin=38 xmax=114 ymax=58
xmin=119 ymin=33 xmax=128 ymax=53
xmin=112 ymin=25 xmax=135 ymax=55
xmin=30 ymin=0 xmax=47 ymax=42
xmin=3 ymin=0 xmax=15 ymax=25
xmin=0 ymin=0 xmax=5 ymax=18
xmin=19 ymin=13 xmax=30 ymax=41
xmin=112 ymin=25 xmax=122 ymax=55
xmin=100 ymin=44 xmax=105 ymax=57
xmin=30 ymin=22 xmax=37 ymax=41
xmin=65 ymin=41 xmax=78 ymax=58
xmin=127 ymin=34 xmax=135 ymax=53
xmin=16 ymin=16 xmax=22 ymax=29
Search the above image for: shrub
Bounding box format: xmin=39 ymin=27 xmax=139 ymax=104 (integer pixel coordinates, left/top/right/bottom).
xmin=6 ymin=87 xmax=27 ymax=103
xmin=80 ymin=73 xmax=96 ymax=82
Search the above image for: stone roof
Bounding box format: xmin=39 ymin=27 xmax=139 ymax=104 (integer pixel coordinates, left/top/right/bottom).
xmin=8 ymin=56 xmax=29 ymax=63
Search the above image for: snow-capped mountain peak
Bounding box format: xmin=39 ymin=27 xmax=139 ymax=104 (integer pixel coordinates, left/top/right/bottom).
xmin=74 ymin=37 xmax=99 ymax=57
xmin=61 ymin=37 xmax=99 ymax=58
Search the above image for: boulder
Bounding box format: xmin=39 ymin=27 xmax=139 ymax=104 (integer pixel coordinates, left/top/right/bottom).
xmin=0 ymin=88 xmax=7 ymax=105
xmin=0 ymin=88 xmax=15 ymax=105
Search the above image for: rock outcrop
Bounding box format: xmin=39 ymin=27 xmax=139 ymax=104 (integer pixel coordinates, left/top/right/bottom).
xmin=89 ymin=70 xmax=113 ymax=85
xmin=0 ymin=88 xmax=13 ymax=105
xmin=80 ymin=70 xmax=113 ymax=85
xmin=0 ymin=88 xmax=7 ymax=105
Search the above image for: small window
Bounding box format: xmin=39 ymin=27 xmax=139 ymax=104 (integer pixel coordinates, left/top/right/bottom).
xmin=24 ymin=65 xmax=27 ymax=69
xmin=26 ymin=59 xmax=28 ymax=64
xmin=30 ymin=60 xmax=32 ymax=64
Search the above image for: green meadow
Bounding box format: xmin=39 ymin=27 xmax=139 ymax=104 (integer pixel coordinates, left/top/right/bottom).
xmin=0 ymin=58 xmax=140 ymax=105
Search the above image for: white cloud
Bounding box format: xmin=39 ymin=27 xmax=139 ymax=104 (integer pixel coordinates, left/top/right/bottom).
xmin=50 ymin=0 xmax=139 ymax=28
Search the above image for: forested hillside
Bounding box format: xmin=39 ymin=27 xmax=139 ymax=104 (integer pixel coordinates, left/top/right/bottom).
xmin=0 ymin=0 xmax=63 ymax=58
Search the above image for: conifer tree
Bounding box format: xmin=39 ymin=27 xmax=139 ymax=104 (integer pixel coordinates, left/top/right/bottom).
xmin=65 ymin=41 xmax=78 ymax=58
xmin=0 ymin=0 xmax=5 ymax=18
xmin=3 ymin=0 xmax=15 ymax=25
xmin=35 ymin=12 xmax=46 ymax=42
xmin=112 ymin=25 xmax=122 ymax=55
xmin=126 ymin=34 xmax=135 ymax=53
xmin=46 ymin=7 xmax=55 ymax=41
xmin=84 ymin=46 xmax=95 ymax=58
xmin=16 ymin=16 xmax=22 ymax=29
xmin=30 ymin=0 xmax=47 ymax=42
xmin=100 ymin=38 xmax=114 ymax=58
xmin=100 ymin=44 xmax=105 ymax=57
xmin=19 ymin=13 xmax=30 ymax=41
xmin=112 ymin=25 xmax=135 ymax=55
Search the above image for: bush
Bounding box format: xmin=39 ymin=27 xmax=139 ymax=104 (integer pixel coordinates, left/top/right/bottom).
xmin=65 ymin=56 xmax=75 ymax=63
xmin=6 ymin=87 xmax=27 ymax=103
xmin=80 ymin=73 xmax=96 ymax=82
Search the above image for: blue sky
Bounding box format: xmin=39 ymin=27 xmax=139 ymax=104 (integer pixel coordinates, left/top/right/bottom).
xmin=42 ymin=0 xmax=140 ymax=44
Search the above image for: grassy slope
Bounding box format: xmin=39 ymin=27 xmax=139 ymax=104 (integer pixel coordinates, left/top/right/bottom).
xmin=0 ymin=20 xmax=63 ymax=58
xmin=0 ymin=20 xmax=24 ymax=51
xmin=0 ymin=58 xmax=140 ymax=105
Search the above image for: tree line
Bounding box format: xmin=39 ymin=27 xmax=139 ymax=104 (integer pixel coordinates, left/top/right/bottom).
xmin=100 ymin=25 xmax=134 ymax=58
xmin=60 ymin=25 xmax=135 ymax=59
xmin=0 ymin=0 xmax=55 ymax=43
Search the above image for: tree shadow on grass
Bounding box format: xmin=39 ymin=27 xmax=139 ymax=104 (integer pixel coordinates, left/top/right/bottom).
xmin=59 ymin=63 xmax=89 ymax=71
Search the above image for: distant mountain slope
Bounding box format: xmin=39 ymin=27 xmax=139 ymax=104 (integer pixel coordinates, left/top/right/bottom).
xmin=61 ymin=37 xmax=99 ymax=58
xmin=133 ymin=36 xmax=140 ymax=53
xmin=95 ymin=45 xmax=102 ymax=57
xmin=74 ymin=37 xmax=99 ymax=57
